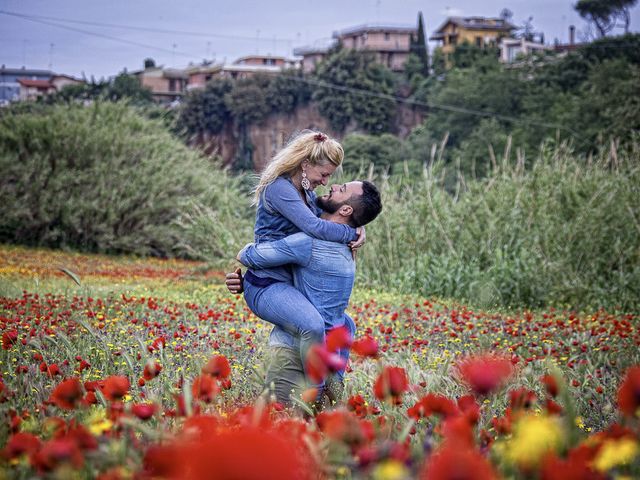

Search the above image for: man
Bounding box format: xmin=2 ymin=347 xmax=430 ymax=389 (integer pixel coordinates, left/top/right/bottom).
xmin=226 ymin=180 xmax=382 ymax=407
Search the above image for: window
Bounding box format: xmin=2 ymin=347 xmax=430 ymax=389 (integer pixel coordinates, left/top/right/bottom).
xmin=475 ymin=36 xmax=482 ymax=47
xmin=385 ymin=32 xmax=390 ymax=41
xmin=169 ymin=79 xmax=176 ymax=92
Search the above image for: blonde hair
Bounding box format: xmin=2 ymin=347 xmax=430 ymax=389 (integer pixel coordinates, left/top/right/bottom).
xmin=253 ymin=130 xmax=344 ymax=204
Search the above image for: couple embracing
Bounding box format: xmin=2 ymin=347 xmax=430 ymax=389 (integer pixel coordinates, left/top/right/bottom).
xmin=226 ymin=130 xmax=382 ymax=409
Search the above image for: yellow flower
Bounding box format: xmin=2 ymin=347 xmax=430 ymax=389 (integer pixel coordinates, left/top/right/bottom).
xmin=372 ymin=460 xmax=409 ymax=480
xmin=593 ymin=438 xmax=639 ymax=472
xmin=87 ymin=408 xmax=114 ymax=436
xmin=505 ymin=414 xmax=564 ymax=469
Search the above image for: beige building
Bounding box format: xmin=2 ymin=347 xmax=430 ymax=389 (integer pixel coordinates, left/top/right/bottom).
xmin=134 ymin=67 xmax=188 ymax=104
xmin=186 ymin=63 xmax=223 ymax=90
xmin=295 ymin=23 xmax=417 ymax=73
xmin=500 ymin=38 xmax=551 ymax=63
xmin=333 ymin=24 xmax=417 ymax=71
xmin=430 ymin=16 xmax=515 ymax=56
xmin=293 ymin=44 xmax=334 ymax=73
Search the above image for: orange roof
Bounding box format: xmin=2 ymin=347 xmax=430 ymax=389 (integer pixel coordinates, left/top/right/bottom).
xmin=18 ymin=78 xmax=53 ymax=88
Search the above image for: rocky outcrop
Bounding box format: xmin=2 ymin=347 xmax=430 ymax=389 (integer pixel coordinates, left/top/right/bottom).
xmin=194 ymin=102 xmax=423 ymax=170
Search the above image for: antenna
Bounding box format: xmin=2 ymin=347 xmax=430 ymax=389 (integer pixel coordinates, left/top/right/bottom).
xmin=48 ymin=43 xmax=54 ymax=70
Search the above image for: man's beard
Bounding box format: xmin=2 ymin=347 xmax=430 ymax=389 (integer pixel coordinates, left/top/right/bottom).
xmin=317 ymin=195 xmax=342 ymax=213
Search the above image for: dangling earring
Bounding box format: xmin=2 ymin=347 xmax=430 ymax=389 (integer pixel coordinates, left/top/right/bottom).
xmin=301 ymin=170 xmax=311 ymax=191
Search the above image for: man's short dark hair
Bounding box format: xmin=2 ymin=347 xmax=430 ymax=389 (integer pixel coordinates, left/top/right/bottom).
xmin=348 ymin=181 xmax=382 ymax=227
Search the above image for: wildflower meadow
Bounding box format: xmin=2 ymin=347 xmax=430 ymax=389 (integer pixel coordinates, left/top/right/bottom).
xmin=0 ymin=244 xmax=638 ymax=479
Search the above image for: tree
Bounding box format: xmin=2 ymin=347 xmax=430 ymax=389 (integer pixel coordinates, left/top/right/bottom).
xmin=410 ymin=11 xmax=430 ymax=77
xmin=105 ymin=72 xmax=153 ymax=104
xmin=224 ymin=74 xmax=272 ymax=126
xmin=178 ymin=77 xmax=233 ymax=136
xmin=266 ymin=69 xmax=312 ymax=114
xmin=144 ymin=58 xmax=156 ymax=69
xmin=313 ymin=49 xmax=396 ymax=134
xmin=575 ymin=0 xmax=638 ymax=37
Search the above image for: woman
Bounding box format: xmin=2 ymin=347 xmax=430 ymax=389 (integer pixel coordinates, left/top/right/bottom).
xmin=240 ymin=130 xmax=363 ymax=393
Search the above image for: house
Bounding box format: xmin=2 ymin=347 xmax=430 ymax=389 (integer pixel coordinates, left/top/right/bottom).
xmin=430 ymin=16 xmax=516 ymax=56
xmin=216 ymin=55 xmax=299 ymax=80
xmin=0 ymin=66 xmax=52 ymax=104
xmin=17 ymin=79 xmax=55 ymax=100
xmin=500 ymin=38 xmax=551 ymax=63
xmin=333 ymin=23 xmax=417 ymax=71
xmin=293 ymin=42 xmax=336 ymax=73
xmin=185 ymin=63 xmax=223 ymax=90
xmin=133 ymin=67 xmax=188 ymax=104
xmin=50 ymin=74 xmax=84 ymax=91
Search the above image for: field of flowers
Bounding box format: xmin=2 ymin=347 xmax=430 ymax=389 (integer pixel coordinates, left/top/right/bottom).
xmin=0 ymin=244 xmax=639 ymax=479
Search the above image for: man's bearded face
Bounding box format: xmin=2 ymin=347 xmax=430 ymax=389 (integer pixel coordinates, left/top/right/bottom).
xmin=317 ymin=195 xmax=343 ymax=213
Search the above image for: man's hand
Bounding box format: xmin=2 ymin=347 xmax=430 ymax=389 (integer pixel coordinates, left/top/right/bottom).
xmin=225 ymin=267 xmax=244 ymax=294
xmin=349 ymin=226 xmax=366 ymax=250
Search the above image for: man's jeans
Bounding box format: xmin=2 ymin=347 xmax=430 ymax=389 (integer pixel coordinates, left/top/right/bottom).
xmin=243 ymin=279 xmax=325 ymax=383
xmin=266 ymin=346 xmax=345 ymax=407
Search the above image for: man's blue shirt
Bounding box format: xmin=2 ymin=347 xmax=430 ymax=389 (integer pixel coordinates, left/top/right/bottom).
xmin=238 ymin=232 xmax=355 ymax=349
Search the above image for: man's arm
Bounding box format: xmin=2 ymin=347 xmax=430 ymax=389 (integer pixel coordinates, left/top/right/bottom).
xmin=237 ymin=232 xmax=313 ymax=269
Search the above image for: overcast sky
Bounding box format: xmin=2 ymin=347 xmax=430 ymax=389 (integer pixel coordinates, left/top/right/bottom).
xmin=1 ymin=0 xmax=639 ymax=79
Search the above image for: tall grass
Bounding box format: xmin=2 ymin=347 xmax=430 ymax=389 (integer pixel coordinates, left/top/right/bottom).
xmin=0 ymin=102 xmax=251 ymax=259
xmin=357 ymin=138 xmax=640 ymax=311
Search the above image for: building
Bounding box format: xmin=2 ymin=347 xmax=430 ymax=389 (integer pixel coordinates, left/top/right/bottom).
xmin=18 ymin=79 xmax=56 ymax=100
xmin=0 ymin=67 xmax=52 ymax=104
xmin=185 ymin=63 xmax=223 ymax=90
xmin=293 ymin=42 xmax=336 ymax=73
xmin=133 ymin=67 xmax=188 ymax=104
xmin=500 ymin=38 xmax=551 ymax=63
xmin=214 ymin=55 xmax=298 ymax=80
xmin=430 ymin=16 xmax=516 ymax=56
xmin=0 ymin=67 xmax=84 ymax=104
xmin=333 ymin=23 xmax=417 ymax=71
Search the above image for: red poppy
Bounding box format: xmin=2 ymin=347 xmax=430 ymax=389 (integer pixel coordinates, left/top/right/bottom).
xmin=440 ymin=416 xmax=475 ymax=448
xmin=131 ymin=403 xmax=157 ymax=421
xmin=144 ymin=427 xmax=317 ymax=480
xmin=541 ymin=452 xmax=605 ymax=480
xmin=305 ymin=345 xmax=346 ymax=383
xmin=326 ymin=326 xmax=352 ymax=353
xmin=67 ymin=424 xmax=98 ymax=451
xmin=102 ymin=376 xmax=130 ymax=401
xmin=181 ymin=415 xmax=220 ymax=440
xmin=143 ymin=361 xmax=162 ymax=381
xmin=545 ymin=399 xmax=563 ymax=415
xmin=316 ymin=409 xmax=366 ymax=448
xmin=541 ymin=374 xmax=559 ymax=397
xmin=420 ymin=445 xmax=498 ymax=480
xmin=2 ymin=329 xmax=18 ymax=350
xmin=201 ymin=355 xmax=231 ymax=379
xmin=456 ymin=354 xmax=514 ymax=396
xmin=509 ymin=387 xmax=537 ymax=411
xmin=373 ymin=366 xmax=409 ymax=404
xmin=617 ymin=366 xmax=640 ymax=417
xmin=31 ymin=437 xmax=84 ymax=473
xmin=49 ymin=378 xmax=84 ymax=410
xmin=352 ymin=335 xmax=379 ymax=358
xmin=407 ymin=393 xmax=458 ymax=420
xmin=3 ymin=432 xmax=41 ymax=460
xmin=457 ymin=395 xmax=481 ymax=424
xmin=192 ymin=374 xmax=219 ymax=403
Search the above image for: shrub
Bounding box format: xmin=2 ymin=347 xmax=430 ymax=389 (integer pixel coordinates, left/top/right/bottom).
xmin=0 ymin=101 xmax=251 ymax=259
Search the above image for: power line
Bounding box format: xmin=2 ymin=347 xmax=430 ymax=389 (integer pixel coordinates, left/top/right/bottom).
xmin=0 ymin=10 xmax=202 ymax=61
xmin=286 ymin=76 xmax=583 ymax=140
xmin=0 ymin=10 xmax=294 ymax=45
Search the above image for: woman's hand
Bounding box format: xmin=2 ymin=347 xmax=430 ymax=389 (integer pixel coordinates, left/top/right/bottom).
xmin=349 ymin=226 xmax=366 ymax=250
